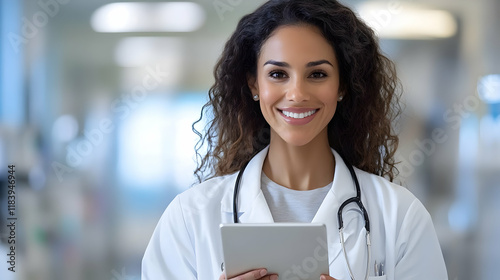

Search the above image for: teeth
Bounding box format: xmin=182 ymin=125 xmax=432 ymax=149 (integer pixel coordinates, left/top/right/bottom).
xmin=282 ymin=110 xmax=317 ymax=119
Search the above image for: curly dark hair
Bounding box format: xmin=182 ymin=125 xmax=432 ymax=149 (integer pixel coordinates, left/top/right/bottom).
xmin=193 ymin=0 xmax=401 ymax=183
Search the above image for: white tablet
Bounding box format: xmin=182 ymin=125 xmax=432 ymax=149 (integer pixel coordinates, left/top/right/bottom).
xmin=220 ymin=223 xmax=329 ymax=279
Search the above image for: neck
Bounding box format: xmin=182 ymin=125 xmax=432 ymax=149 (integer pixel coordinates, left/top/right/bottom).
xmin=263 ymin=129 xmax=335 ymax=191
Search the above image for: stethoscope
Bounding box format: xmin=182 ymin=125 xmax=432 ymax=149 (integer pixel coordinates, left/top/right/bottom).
xmin=232 ymin=155 xmax=372 ymax=280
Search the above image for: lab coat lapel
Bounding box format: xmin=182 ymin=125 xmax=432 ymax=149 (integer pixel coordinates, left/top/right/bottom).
xmin=220 ymin=147 xmax=369 ymax=278
xmin=238 ymin=192 xmax=274 ymax=223
xmin=220 ymin=146 xmax=274 ymax=223
xmin=312 ymin=149 xmax=368 ymax=279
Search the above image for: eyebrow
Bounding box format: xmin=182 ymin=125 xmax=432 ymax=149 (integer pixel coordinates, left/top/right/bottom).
xmin=263 ymin=59 xmax=334 ymax=68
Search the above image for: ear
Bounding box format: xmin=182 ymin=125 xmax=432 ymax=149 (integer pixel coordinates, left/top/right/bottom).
xmin=337 ymin=92 xmax=344 ymax=102
xmin=246 ymin=74 xmax=259 ymax=97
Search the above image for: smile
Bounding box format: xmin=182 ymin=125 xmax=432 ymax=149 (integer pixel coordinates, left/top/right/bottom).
xmin=281 ymin=109 xmax=317 ymax=119
xmin=278 ymin=108 xmax=319 ymax=125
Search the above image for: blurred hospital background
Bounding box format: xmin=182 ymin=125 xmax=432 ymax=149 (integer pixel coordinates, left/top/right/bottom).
xmin=0 ymin=0 xmax=499 ymax=279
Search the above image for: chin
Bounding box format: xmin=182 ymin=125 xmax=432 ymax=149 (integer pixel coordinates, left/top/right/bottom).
xmin=280 ymin=135 xmax=316 ymax=147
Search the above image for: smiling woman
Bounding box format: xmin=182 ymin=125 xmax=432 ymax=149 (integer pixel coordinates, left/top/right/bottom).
xmin=142 ymin=1 xmax=448 ymax=280
xmin=193 ymin=1 xmax=402 ymax=184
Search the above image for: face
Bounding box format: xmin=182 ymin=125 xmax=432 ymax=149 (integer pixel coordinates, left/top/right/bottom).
xmin=248 ymin=24 xmax=341 ymax=147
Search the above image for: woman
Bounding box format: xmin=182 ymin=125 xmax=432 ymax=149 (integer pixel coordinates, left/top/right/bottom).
xmin=142 ymin=0 xmax=448 ymax=279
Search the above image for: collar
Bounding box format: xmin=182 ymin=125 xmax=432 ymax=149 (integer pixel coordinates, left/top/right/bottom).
xmin=220 ymin=146 xmax=272 ymax=222
xmin=220 ymin=146 xmax=358 ymax=222
xmin=219 ymin=145 xmax=370 ymax=271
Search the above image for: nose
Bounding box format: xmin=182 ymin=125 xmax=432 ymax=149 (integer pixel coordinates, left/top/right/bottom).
xmin=285 ymin=77 xmax=310 ymax=102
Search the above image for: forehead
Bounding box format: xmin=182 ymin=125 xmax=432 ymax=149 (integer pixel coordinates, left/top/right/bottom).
xmin=258 ymin=24 xmax=337 ymax=63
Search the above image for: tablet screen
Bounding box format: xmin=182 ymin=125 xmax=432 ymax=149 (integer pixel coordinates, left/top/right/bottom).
xmin=220 ymin=223 xmax=329 ymax=279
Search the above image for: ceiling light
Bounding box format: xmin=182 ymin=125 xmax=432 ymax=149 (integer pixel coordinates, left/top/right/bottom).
xmin=91 ymin=2 xmax=205 ymax=33
xmin=357 ymin=2 xmax=457 ymax=39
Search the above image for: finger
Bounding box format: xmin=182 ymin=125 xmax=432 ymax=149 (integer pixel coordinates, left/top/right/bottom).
xmin=219 ymin=273 xmax=226 ymax=280
xmin=320 ymin=275 xmax=338 ymax=280
xmin=262 ymin=274 xmax=279 ymax=280
xmin=230 ymin=268 xmax=268 ymax=280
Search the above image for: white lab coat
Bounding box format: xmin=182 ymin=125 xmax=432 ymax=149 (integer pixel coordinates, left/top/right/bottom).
xmin=142 ymin=146 xmax=448 ymax=280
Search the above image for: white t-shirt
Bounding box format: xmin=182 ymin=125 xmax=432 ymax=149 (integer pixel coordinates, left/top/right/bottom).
xmin=261 ymin=172 xmax=332 ymax=223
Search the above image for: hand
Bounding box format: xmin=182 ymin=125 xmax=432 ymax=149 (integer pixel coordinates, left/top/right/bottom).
xmin=320 ymin=275 xmax=338 ymax=280
xmin=219 ymin=268 xmax=278 ymax=280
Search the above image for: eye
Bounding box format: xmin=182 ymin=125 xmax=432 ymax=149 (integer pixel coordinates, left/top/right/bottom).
xmin=269 ymin=71 xmax=288 ymax=79
xmin=310 ymin=71 xmax=327 ymax=79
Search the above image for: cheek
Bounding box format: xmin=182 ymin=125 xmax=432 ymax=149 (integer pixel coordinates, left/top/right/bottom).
xmin=259 ymin=84 xmax=283 ymax=105
xmin=317 ymin=88 xmax=339 ymax=120
xmin=318 ymin=87 xmax=339 ymax=107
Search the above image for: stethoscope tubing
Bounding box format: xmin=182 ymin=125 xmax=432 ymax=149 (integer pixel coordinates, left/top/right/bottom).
xmin=232 ymin=153 xmax=371 ymax=280
xmin=233 ymin=160 xmax=249 ymax=223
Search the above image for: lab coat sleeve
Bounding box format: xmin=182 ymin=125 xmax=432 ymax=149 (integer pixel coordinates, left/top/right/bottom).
xmin=142 ymin=195 xmax=197 ymax=280
xmin=394 ymin=199 xmax=448 ymax=279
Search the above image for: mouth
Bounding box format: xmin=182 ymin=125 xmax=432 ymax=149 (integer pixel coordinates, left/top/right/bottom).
xmin=277 ymin=108 xmax=320 ymax=125
xmin=278 ymin=109 xmax=319 ymax=119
